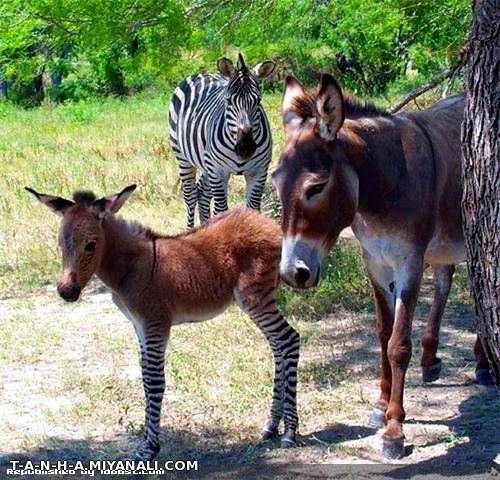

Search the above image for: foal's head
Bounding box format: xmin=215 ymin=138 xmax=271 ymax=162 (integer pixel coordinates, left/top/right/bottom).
xmin=272 ymin=74 xmax=360 ymax=289
xmin=217 ymin=53 xmax=275 ymax=159
xmin=26 ymin=184 xmax=136 ymax=302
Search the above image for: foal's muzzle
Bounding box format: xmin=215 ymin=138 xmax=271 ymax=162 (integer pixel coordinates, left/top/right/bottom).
xmin=57 ymin=282 xmax=81 ymax=302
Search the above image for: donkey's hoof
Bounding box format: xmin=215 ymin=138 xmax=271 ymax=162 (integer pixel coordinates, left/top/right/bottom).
xmin=475 ymin=368 xmax=494 ymax=386
xmin=261 ymin=426 xmax=280 ymax=441
xmin=368 ymin=408 xmax=387 ymax=429
xmin=280 ymin=430 xmax=296 ymax=449
xmin=133 ymin=440 xmax=161 ymax=462
xmin=382 ymin=436 xmax=405 ymax=460
xmin=422 ymin=359 xmax=442 ymax=383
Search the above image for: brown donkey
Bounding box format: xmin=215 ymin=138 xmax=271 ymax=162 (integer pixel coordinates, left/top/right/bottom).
xmin=26 ymin=185 xmax=300 ymax=460
xmin=272 ymin=74 xmax=492 ymax=459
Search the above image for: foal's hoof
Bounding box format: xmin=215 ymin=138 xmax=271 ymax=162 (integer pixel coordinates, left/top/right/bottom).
xmin=261 ymin=425 xmax=280 ymax=441
xmin=422 ymin=359 xmax=442 ymax=383
xmin=133 ymin=440 xmax=161 ymax=462
xmin=280 ymin=429 xmax=296 ymax=448
xmin=382 ymin=436 xmax=405 ymax=460
xmin=368 ymin=408 xmax=387 ymax=429
xmin=476 ymin=368 xmax=494 ymax=386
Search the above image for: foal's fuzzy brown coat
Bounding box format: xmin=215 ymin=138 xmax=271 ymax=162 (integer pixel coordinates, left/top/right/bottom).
xmin=27 ymin=185 xmax=300 ymax=460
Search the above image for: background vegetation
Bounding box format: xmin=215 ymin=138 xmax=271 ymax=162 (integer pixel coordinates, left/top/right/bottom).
xmin=1 ymin=0 xmax=471 ymax=106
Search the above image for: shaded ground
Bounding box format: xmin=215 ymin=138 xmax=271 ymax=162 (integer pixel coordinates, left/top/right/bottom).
xmin=0 ymin=269 xmax=499 ymax=479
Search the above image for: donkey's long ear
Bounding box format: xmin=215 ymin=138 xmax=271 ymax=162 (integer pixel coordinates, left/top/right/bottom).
xmin=316 ymin=73 xmax=345 ymax=142
xmin=217 ymin=57 xmax=235 ymax=77
xmin=25 ymin=187 xmax=74 ymax=217
xmin=282 ymin=75 xmax=308 ymax=134
xmin=253 ymin=61 xmax=276 ymax=79
xmin=92 ymin=184 xmax=137 ymax=218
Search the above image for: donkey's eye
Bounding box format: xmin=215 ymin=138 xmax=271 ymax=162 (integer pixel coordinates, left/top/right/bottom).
xmin=305 ymin=183 xmax=327 ymax=201
xmin=85 ymin=241 xmax=97 ymax=253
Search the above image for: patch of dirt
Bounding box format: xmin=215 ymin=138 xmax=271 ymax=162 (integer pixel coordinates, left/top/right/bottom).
xmin=0 ymin=275 xmax=498 ymax=479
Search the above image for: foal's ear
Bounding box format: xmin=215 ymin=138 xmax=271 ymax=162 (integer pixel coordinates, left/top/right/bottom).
xmin=92 ymin=184 xmax=137 ymax=218
xmin=282 ymin=75 xmax=308 ymax=134
xmin=25 ymin=187 xmax=74 ymax=217
xmin=217 ymin=57 xmax=235 ymax=77
xmin=316 ymin=73 xmax=345 ymax=142
xmin=253 ymin=61 xmax=276 ymax=79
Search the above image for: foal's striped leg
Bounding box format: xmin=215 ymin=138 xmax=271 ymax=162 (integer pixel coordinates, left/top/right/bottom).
xmin=236 ymin=282 xmax=300 ymax=447
xmin=134 ymin=323 xmax=168 ymax=461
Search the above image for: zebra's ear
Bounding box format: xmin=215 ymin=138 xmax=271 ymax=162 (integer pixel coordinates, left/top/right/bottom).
xmin=316 ymin=74 xmax=345 ymax=142
xmin=217 ymin=57 xmax=235 ymax=77
xmin=253 ymin=61 xmax=276 ymax=79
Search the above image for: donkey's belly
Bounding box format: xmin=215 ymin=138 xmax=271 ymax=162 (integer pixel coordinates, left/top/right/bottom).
xmin=425 ymin=235 xmax=466 ymax=265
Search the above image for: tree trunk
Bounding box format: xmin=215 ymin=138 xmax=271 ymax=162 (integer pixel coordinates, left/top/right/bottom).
xmin=461 ymin=0 xmax=500 ymax=384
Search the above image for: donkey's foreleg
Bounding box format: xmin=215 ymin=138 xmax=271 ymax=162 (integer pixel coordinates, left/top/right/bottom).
xmin=383 ymin=259 xmax=423 ymax=460
xmin=474 ymin=336 xmax=494 ymax=386
xmin=364 ymin=257 xmax=395 ymax=430
xmin=135 ymin=323 xmax=168 ymax=461
xmin=421 ymin=264 xmax=455 ymax=383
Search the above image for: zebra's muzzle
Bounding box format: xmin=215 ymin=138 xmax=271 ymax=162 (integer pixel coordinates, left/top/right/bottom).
xmin=235 ymin=130 xmax=256 ymax=159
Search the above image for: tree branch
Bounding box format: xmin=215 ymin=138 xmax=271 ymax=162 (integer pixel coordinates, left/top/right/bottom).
xmin=389 ymin=46 xmax=468 ymax=114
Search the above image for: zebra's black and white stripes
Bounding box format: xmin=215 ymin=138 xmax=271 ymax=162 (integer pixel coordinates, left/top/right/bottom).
xmin=169 ymin=54 xmax=275 ymax=228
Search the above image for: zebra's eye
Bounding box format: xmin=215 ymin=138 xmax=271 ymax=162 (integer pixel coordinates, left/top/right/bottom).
xmin=305 ymin=182 xmax=328 ymax=201
xmin=85 ymin=241 xmax=97 ymax=253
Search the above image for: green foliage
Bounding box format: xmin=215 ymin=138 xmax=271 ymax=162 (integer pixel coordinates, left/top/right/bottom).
xmin=0 ymin=0 xmax=471 ymax=102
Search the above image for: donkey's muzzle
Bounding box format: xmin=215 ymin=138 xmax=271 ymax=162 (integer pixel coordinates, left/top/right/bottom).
xmin=280 ymin=237 xmax=321 ymax=289
xmin=235 ymin=130 xmax=256 ymax=159
xmin=57 ymin=282 xmax=81 ymax=302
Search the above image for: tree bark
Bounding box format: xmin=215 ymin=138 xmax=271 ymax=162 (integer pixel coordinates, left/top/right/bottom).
xmin=461 ymin=0 xmax=500 ymax=384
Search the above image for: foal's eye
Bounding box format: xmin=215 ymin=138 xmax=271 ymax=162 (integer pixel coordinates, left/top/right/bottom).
xmin=305 ymin=183 xmax=327 ymax=201
xmin=85 ymin=241 xmax=97 ymax=253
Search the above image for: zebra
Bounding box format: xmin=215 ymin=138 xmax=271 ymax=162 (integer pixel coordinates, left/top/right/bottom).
xmin=169 ymin=53 xmax=276 ymax=228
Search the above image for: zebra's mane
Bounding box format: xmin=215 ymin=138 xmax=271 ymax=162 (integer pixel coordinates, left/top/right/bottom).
xmin=226 ymin=69 xmax=259 ymax=96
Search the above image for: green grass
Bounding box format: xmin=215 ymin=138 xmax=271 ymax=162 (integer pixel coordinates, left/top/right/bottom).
xmin=0 ymin=91 xmax=373 ymax=316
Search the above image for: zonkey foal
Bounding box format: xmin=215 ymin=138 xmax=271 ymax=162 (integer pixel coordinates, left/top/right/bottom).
xmin=27 ymin=185 xmax=299 ymax=460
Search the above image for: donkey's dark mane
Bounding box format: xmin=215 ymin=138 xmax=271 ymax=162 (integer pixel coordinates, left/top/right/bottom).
xmin=73 ymin=190 xmax=97 ymax=205
xmin=292 ymin=91 xmax=389 ymax=119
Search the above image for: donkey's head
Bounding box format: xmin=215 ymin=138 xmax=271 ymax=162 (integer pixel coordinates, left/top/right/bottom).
xmin=217 ymin=53 xmax=276 ymax=159
xmin=272 ymin=74 xmax=359 ymax=289
xmin=26 ymin=184 xmax=136 ymax=302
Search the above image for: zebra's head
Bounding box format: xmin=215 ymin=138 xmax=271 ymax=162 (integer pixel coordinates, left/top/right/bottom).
xmin=217 ymin=53 xmax=276 ymax=159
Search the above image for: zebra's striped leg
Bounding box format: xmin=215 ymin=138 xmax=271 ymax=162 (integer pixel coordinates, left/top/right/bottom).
xmin=208 ymin=170 xmax=229 ymax=215
xmin=179 ymin=165 xmax=197 ymax=229
xmin=236 ymin=284 xmax=300 ymax=447
xmin=244 ymin=169 xmax=268 ymax=210
xmin=134 ymin=325 xmax=168 ymax=461
xmin=197 ymin=172 xmax=212 ymax=224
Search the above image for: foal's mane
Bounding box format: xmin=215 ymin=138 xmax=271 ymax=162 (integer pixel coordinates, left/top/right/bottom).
xmin=292 ymin=90 xmax=390 ymax=119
